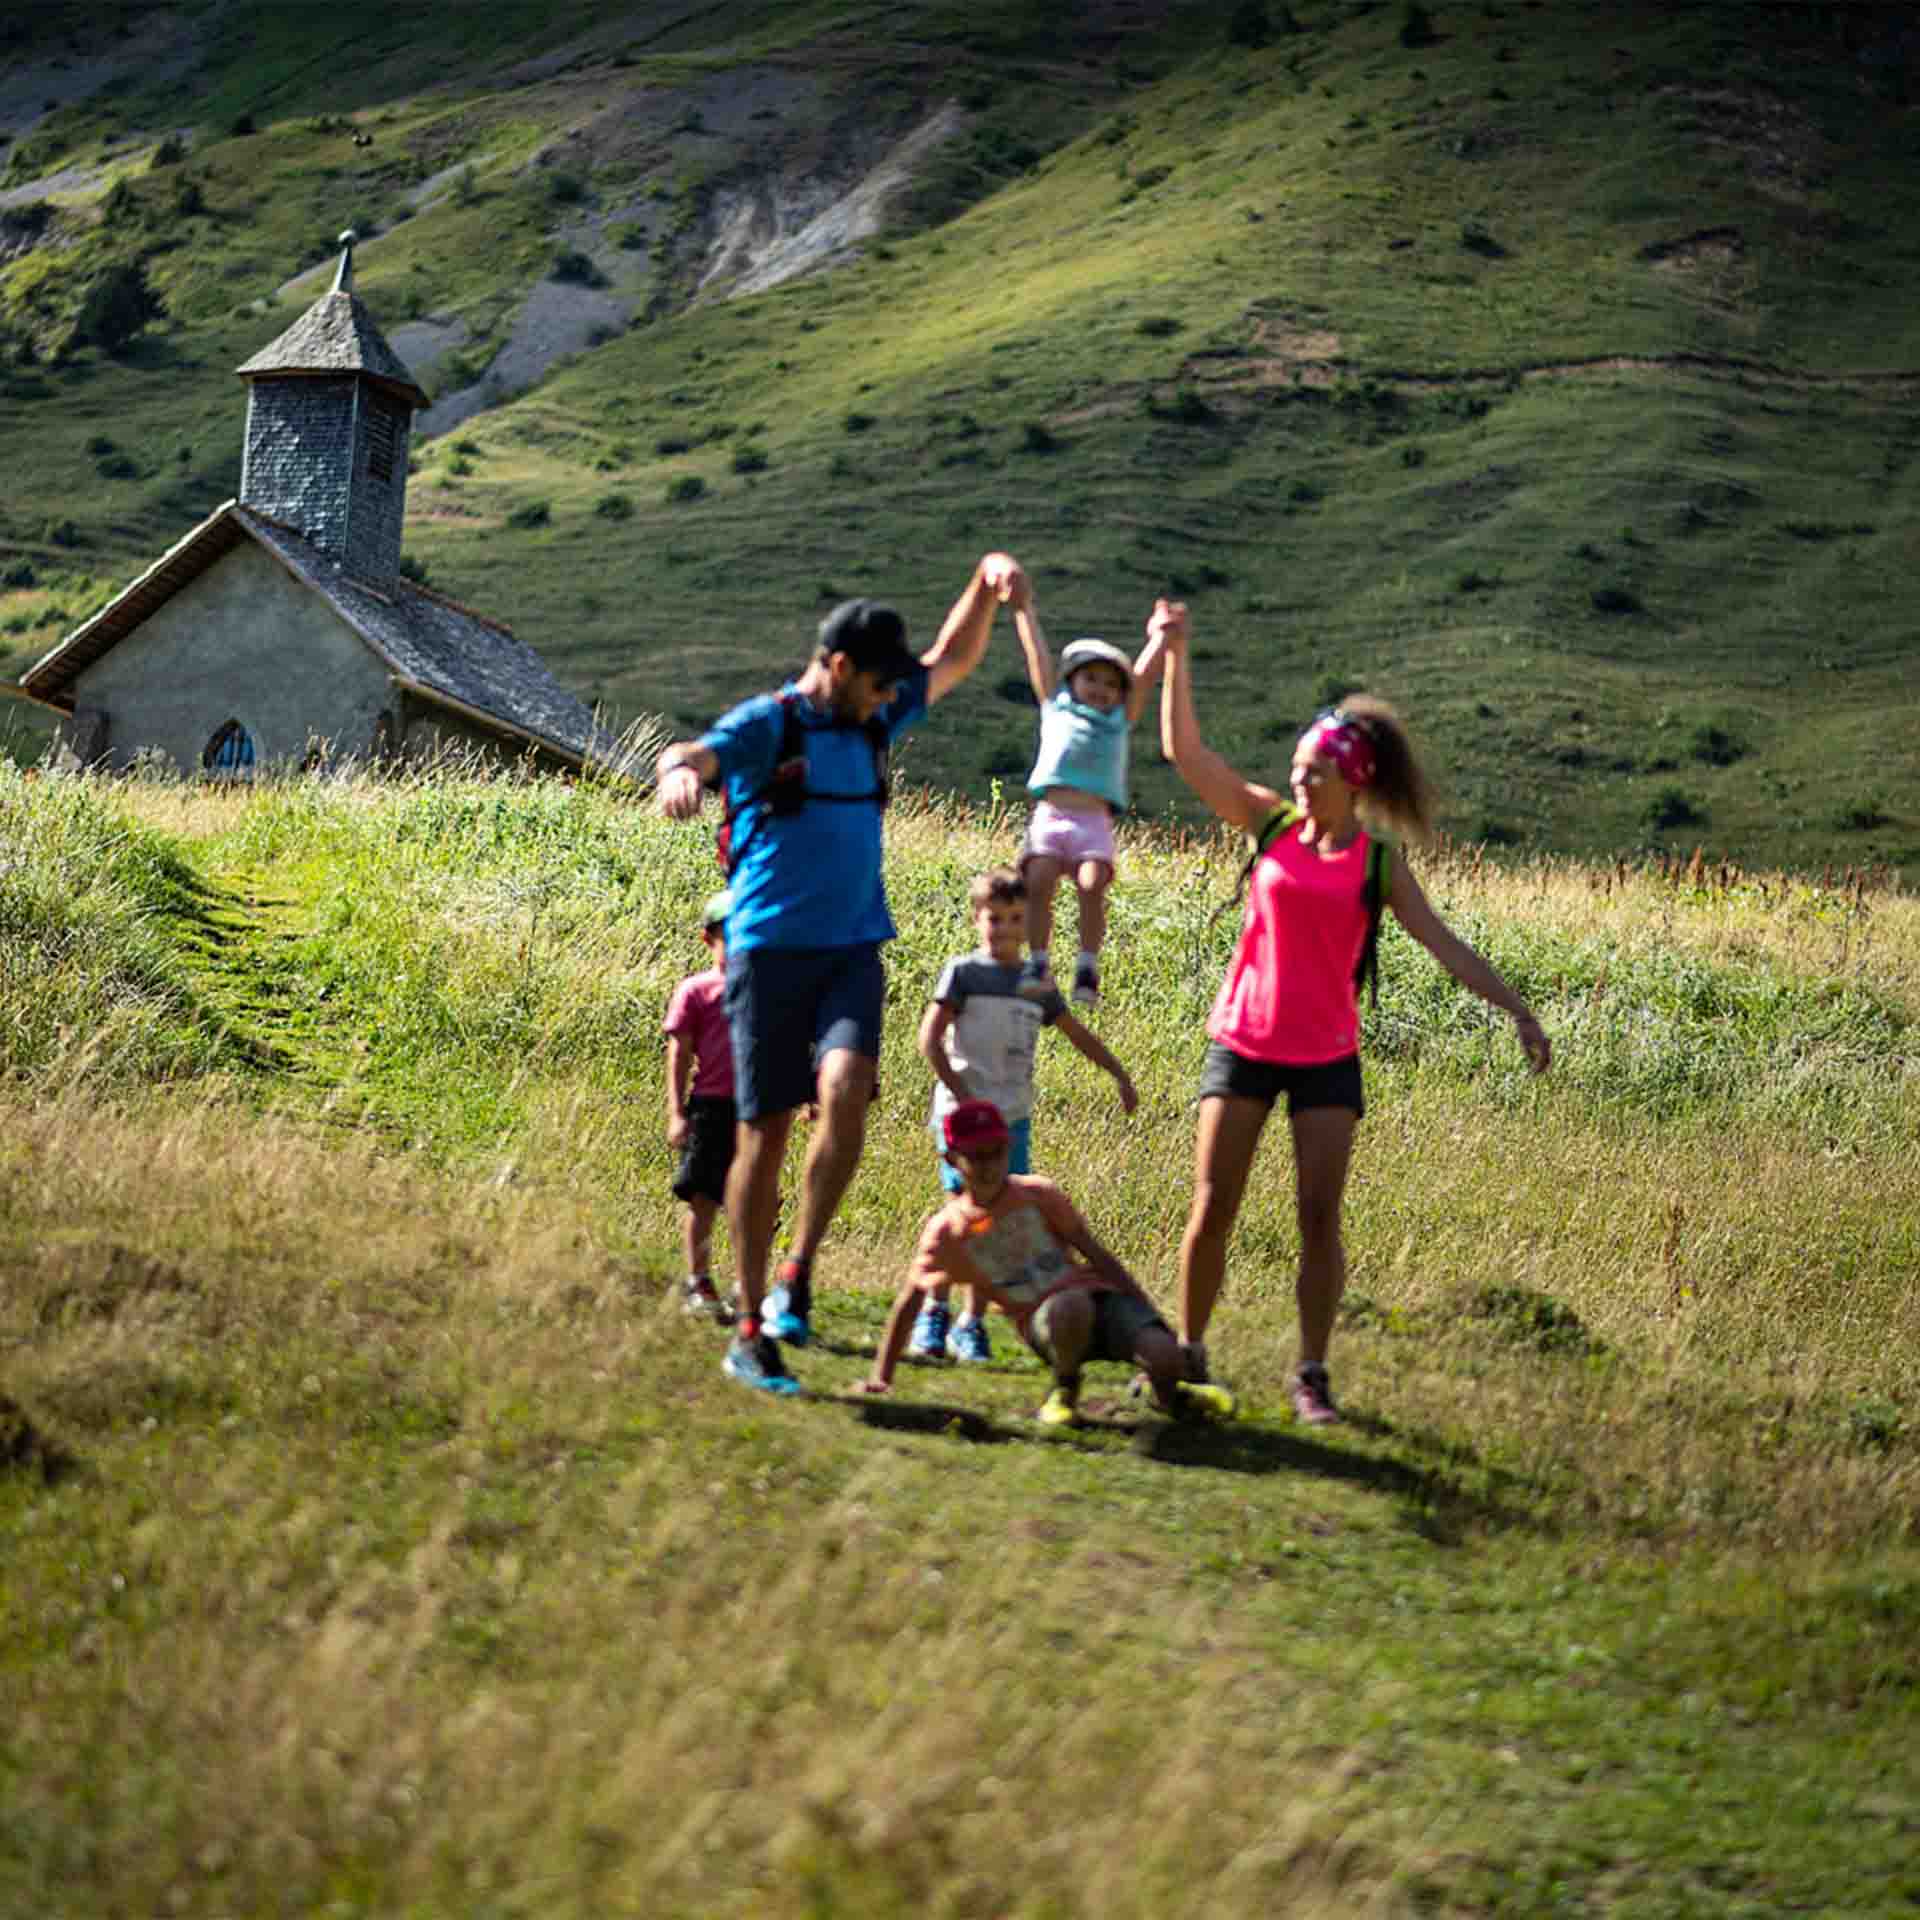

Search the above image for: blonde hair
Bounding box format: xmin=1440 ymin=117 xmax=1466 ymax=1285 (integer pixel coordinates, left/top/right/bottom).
xmin=1328 ymin=694 xmax=1435 ymax=845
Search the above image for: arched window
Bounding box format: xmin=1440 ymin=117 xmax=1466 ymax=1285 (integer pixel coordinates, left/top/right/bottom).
xmin=202 ymin=718 xmax=256 ymax=780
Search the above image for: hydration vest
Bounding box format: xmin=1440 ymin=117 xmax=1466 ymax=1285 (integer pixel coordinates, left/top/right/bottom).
xmin=716 ymin=691 xmax=891 ymax=876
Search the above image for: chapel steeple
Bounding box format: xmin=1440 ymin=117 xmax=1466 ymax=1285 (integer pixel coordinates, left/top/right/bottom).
xmin=234 ymin=232 xmax=428 ymax=581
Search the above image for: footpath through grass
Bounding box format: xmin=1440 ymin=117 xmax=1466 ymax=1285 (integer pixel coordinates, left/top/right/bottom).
xmin=2 ymin=763 xmax=1918 ymax=1918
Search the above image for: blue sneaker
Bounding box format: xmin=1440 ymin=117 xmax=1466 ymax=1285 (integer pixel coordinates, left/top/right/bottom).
xmin=723 ymin=1332 xmax=802 ymax=1396
xmin=764 ymin=1259 xmax=812 ymax=1346
xmin=908 ymin=1302 xmax=951 ymax=1361
xmin=950 ymin=1315 xmax=992 ymax=1364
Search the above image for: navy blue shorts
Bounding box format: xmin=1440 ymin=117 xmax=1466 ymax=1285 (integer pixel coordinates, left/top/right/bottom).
xmin=726 ymin=942 xmax=886 ymax=1121
xmin=1198 ymin=1042 xmax=1365 ymax=1119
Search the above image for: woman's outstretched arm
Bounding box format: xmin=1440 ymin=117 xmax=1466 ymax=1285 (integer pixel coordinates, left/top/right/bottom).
xmin=1386 ymin=859 xmax=1552 ymax=1072
xmin=1152 ymin=598 xmax=1283 ymax=835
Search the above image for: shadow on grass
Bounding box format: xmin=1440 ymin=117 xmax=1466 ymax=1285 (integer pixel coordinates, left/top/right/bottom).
xmin=840 ymin=1397 xmax=1006 ymax=1444
xmin=1138 ymin=1413 xmax=1537 ymax=1540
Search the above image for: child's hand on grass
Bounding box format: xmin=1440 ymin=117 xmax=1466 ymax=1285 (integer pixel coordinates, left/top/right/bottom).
xmin=857 ymin=1377 xmax=892 ymax=1396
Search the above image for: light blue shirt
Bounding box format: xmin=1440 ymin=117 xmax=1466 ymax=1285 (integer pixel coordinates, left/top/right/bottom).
xmin=1027 ymin=689 xmax=1130 ymax=810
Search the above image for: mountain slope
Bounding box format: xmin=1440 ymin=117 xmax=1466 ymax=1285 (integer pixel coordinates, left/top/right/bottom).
xmin=3 ymin=1 xmax=1917 ymax=878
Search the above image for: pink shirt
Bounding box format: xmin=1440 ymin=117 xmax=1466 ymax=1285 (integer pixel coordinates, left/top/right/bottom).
xmin=1208 ymin=819 xmax=1372 ymax=1066
xmin=663 ymin=969 xmax=734 ymax=1100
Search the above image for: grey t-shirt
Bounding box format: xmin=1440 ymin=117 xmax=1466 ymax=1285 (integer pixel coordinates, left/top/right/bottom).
xmin=928 ymin=956 xmax=1067 ymax=1128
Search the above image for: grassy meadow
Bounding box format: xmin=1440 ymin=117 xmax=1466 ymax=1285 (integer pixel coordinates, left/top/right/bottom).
xmin=2 ymin=756 xmax=1917 ymax=1917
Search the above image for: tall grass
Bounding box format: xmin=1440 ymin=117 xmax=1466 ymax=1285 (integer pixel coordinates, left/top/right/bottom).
xmin=3 ymin=767 xmax=1917 ymax=1917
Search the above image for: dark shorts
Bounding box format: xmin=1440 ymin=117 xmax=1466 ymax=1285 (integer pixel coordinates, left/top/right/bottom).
xmin=1198 ymin=1041 xmax=1365 ymax=1119
xmin=672 ymin=1095 xmax=736 ymax=1205
xmin=1026 ymin=1287 xmax=1171 ymax=1369
xmin=726 ymin=942 xmax=886 ymax=1122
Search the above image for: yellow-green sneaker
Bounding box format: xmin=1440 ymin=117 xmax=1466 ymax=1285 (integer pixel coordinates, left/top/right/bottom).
xmin=1171 ymin=1380 xmax=1237 ymax=1424
xmin=1036 ymin=1381 xmax=1081 ymax=1427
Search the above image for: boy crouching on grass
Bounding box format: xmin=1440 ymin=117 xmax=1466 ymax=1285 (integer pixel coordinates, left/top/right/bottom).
xmin=663 ymin=891 xmax=736 ymax=1322
xmin=861 ymin=1099 xmax=1235 ymax=1428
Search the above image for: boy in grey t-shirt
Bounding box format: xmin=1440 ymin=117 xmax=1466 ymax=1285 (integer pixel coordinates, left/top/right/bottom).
xmin=913 ymin=868 xmax=1137 ymax=1361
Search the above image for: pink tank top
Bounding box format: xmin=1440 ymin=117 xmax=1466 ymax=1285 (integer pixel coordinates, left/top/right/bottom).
xmin=1208 ymin=817 xmax=1371 ymax=1065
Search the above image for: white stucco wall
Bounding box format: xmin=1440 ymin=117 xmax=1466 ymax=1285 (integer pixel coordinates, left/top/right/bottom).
xmin=67 ymin=540 xmax=398 ymax=773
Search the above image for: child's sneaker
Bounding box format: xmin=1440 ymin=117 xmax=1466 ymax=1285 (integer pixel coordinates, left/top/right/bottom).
xmin=908 ymin=1301 xmax=952 ymax=1361
xmin=1168 ymin=1380 xmax=1237 ymax=1424
xmin=682 ymin=1277 xmax=727 ymax=1322
xmin=1291 ymin=1363 xmax=1340 ymax=1426
xmin=1036 ymin=1378 xmax=1082 ymax=1427
xmin=1071 ymin=955 xmax=1100 ymax=1007
xmin=764 ymin=1258 xmax=812 ymax=1346
xmin=950 ymin=1314 xmax=993 ymax=1364
xmin=1017 ymin=953 xmax=1054 ymax=1001
xmin=724 ymin=1332 xmax=802 ymax=1396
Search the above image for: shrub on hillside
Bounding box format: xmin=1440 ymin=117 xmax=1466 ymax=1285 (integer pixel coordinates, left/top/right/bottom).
xmin=1020 ymin=422 xmax=1062 ymax=454
xmin=73 ymin=261 xmax=163 ymax=356
xmin=506 ymin=500 xmax=551 ymax=530
xmin=594 ymin=492 xmax=634 ymax=519
xmin=1400 ymin=4 xmax=1439 ymax=50
xmin=843 ymin=411 xmax=876 ymax=434
xmin=1646 ymin=787 xmax=1704 ymax=831
xmin=551 ymin=249 xmax=604 ymax=287
xmin=151 ymin=134 xmax=186 ymax=167
xmin=665 ymin=475 xmax=705 ymax=504
xmin=731 ymin=447 xmax=768 ymax=475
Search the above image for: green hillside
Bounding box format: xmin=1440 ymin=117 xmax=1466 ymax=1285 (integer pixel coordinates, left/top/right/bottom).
xmin=3 ymin=1 xmax=1917 ymax=879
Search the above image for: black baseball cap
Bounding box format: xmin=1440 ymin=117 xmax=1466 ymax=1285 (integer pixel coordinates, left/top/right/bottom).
xmin=816 ymin=598 xmax=916 ymax=683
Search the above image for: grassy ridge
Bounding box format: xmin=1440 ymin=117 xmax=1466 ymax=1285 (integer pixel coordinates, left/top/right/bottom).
xmin=2 ymin=761 xmax=1917 ymax=1915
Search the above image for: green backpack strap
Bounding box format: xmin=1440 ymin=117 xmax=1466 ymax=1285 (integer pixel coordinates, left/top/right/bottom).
xmin=1355 ymin=833 xmax=1394 ymax=1010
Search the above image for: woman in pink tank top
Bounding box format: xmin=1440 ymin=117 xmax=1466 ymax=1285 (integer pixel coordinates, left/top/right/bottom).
xmin=1150 ymin=599 xmax=1551 ymax=1427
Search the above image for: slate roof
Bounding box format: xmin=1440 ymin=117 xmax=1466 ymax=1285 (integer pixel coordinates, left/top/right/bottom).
xmin=18 ymin=501 xmax=618 ymax=772
xmin=236 ymin=290 xmax=429 ymax=410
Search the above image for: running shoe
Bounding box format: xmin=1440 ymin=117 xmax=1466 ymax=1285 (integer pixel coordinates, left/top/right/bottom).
xmin=1016 ymin=954 xmax=1055 ymax=1002
xmin=723 ymin=1332 xmax=802 ymax=1396
xmin=682 ymin=1278 xmax=727 ymax=1322
xmin=949 ymin=1315 xmax=993 ymax=1364
xmin=1169 ymin=1380 xmax=1237 ymax=1424
xmin=1071 ymin=956 xmax=1100 ymax=1007
xmin=908 ymin=1301 xmax=952 ymax=1362
xmin=1291 ymin=1363 xmax=1340 ymax=1426
xmin=1130 ymin=1340 xmax=1209 ymax=1402
xmin=1036 ymin=1379 xmax=1082 ymax=1427
xmin=764 ymin=1258 xmax=812 ymax=1346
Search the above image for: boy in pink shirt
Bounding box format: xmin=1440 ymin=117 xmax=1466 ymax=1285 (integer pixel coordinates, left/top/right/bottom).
xmin=662 ymin=892 xmax=736 ymax=1321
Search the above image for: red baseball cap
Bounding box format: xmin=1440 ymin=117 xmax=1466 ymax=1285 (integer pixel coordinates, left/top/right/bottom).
xmin=942 ymin=1099 xmax=1010 ymax=1153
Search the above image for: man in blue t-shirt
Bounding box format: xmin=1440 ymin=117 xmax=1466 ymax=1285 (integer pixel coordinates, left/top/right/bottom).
xmin=655 ymin=552 xmax=1027 ymax=1394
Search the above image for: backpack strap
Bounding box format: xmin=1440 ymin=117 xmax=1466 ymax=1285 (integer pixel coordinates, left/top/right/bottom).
xmin=718 ymin=693 xmax=890 ymax=875
xmin=1354 ymin=833 xmax=1394 ymax=1010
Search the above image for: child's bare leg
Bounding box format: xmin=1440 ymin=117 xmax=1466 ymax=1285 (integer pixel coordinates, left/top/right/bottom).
xmin=1023 ymin=854 xmax=1065 ymax=962
xmin=1074 ymin=860 xmax=1112 ymax=957
xmin=1033 ymin=1290 xmax=1093 ymax=1381
xmin=683 ymin=1196 xmax=718 ymax=1277
xmin=1133 ymin=1324 xmax=1189 ymax=1409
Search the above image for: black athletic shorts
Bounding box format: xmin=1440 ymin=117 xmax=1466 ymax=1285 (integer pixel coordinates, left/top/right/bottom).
xmin=1197 ymin=1041 xmax=1365 ymax=1119
xmin=672 ymin=1095 xmax=737 ymax=1204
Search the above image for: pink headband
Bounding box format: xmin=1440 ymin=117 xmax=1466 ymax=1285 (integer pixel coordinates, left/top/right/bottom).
xmin=1298 ymin=713 xmax=1376 ymax=789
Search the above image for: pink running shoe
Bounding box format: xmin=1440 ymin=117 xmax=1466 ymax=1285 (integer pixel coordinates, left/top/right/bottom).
xmin=1291 ymin=1364 xmax=1341 ymax=1426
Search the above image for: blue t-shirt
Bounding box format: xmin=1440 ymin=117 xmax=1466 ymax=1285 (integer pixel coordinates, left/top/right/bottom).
xmin=1027 ymin=690 xmax=1130 ymax=810
xmin=702 ymin=666 xmax=929 ymax=951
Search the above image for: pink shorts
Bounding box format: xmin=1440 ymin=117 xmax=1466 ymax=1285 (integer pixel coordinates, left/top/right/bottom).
xmin=1022 ymin=797 xmax=1117 ymax=875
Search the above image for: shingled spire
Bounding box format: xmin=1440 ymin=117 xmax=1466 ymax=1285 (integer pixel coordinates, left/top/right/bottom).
xmin=235 ymin=232 xmax=427 ymax=581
